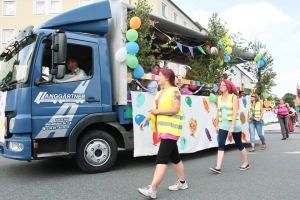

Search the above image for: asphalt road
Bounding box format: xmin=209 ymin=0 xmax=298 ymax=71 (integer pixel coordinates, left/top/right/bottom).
xmin=1 ymin=128 xmax=300 ymax=200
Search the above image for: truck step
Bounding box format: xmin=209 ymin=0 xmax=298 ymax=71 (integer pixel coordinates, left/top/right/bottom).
xmin=37 ymin=152 xmax=70 ymax=158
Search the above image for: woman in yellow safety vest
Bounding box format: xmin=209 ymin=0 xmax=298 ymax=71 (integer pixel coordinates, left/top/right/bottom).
xmin=248 ymin=94 xmax=266 ymax=152
xmin=210 ymin=79 xmax=249 ymax=174
xmin=138 ymin=69 xmax=187 ymax=199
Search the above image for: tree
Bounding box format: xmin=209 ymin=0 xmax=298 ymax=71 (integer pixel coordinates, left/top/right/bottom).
xmin=283 ymin=93 xmax=296 ymax=108
xmin=246 ymin=40 xmax=276 ymax=95
xmin=185 ymin=13 xmax=247 ymax=84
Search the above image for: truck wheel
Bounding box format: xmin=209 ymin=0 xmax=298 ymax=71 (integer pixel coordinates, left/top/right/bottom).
xmin=75 ymin=130 xmax=118 ymax=173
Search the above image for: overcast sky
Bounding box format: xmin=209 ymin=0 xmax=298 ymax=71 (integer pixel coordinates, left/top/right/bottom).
xmin=172 ymin=0 xmax=300 ymax=98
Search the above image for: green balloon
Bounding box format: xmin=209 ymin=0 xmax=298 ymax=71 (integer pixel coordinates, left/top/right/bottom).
xmin=255 ymin=54 xmax=262 ymax=60
xmin=185 ymin=96 xmax=192 ymax=107
xmin=209 ymin=93 xmax=217 ymax=103
xmin=262 ymin=91 xmax=269 ymax=99
xmin=213 ymin=85 xmax=219 ymax=92
xmin=126 ymin=29 xmax=138 ymax=42
xmin=125 ymin=108 xmax=132 ymax=118
xmin=126 ymin=54 xmax=139 ymax=69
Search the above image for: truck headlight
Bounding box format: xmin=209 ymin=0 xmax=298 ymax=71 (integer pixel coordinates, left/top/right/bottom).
xmin=8 ymin=142 xmax=24 ymax=151
xmin=9 ymin=117 xmax=15 ymax=132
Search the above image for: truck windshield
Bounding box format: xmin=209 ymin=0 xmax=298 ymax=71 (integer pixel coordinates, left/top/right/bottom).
xmin=0 ymin=34 xmax=37 ymax=90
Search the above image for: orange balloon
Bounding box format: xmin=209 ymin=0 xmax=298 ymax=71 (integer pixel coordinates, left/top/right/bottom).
xmin=130 ymin=16 xmax=141 ymax=29
xmin=203 ymin=98 xmax=210 ymax=113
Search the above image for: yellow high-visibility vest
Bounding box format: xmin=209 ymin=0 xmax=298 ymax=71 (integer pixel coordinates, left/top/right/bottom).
xmin=218 ymin=93 xmax=239 ymax=121
xmin=248 ymin=102 xmax=261 ymax=119
xmin=151 ymin=87 xmax=183 ymax=137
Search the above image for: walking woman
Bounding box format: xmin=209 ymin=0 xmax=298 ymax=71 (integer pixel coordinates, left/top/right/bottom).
xmin=210 ymin=79 xmax=249 ymax=174
xmin=248 ymin=94 xmax=266 ymax=152
xmin=275 ymin=99 xmax=290 ymax=140
xmin=138 ymin=69 xmax=187 ymax=198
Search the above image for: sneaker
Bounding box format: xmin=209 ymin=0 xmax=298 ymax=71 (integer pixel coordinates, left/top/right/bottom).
xmin=138 ymin=185 xmax=156 ymax=199
xmin=238 ymin=164 xmax=250 ymax=171
xmin=286 ymin=133 xmax=289 ymax=138
xmin=210 ymin=167 xmax=221 ymax=174
xmin=168 ymin=180 xmax=188 ymax=191
xmin=282 ymin=138 xmax=286 ymax=140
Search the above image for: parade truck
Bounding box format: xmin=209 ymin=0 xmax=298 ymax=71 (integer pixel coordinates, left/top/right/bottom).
xmin=0 ymin=0 xmax=253 ymax=173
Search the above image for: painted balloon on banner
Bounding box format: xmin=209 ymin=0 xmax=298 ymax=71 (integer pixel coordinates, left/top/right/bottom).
xmin=136 ymin=93 xmax=145 ymax=108
xmin=240 ymin=112 xmax=246 ymax=125
xmin=185 ymin=96 xmax=192 ymax=107
xmin=189 ymin=118 xmax=197 ymax=137
xmin=180 ymin=136 xmax=187 ymax=149
xmin=242 ymin=98 xmax=247 ymax=108
xmin=202 ymin=98 xmax=210 ymax=113
xmin=135 ymin=114 xmax=149 ymax=126
xmin=152 ymin=132 xmax=161 ymax=146
xmin=205 ymin=128 xmax=212 ymax=141
xmin=242 ymin=132 xmax=247 ymax=142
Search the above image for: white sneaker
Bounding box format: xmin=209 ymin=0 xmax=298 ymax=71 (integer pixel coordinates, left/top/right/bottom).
xmin=138 ymin=185 xmax=156 ymax=199
xmin=168 ymin=180 xmax=188 ymax=191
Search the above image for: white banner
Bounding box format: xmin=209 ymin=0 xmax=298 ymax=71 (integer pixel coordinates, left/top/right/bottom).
xmin=132 ymin=92 xmax=252 ymax=157
xmin=0 ymin=91 xmax=7 ymax=143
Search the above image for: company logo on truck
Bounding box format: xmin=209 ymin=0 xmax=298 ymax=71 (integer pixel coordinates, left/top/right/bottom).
xmin=34 ymin=80 xmax=90 ymax=139
xmin=34 ymin=92 xmax=85 ymax=104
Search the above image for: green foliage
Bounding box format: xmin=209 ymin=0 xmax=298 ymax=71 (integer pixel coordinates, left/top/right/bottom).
xmin=185 ymin=13 xmax=246 ymax=84
xmin=283 ymin=93 xmax=297 ymax=108
xmin=246 ymin=39 xmax=277 ymax=94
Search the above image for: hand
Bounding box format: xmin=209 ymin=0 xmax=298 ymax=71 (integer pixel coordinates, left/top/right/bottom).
xmin=228 ymin=127 xmax=234 ymax=135
xmin=149 ymin=109 xmax=160 ymax=115
xmin=256 ymin=118 xmax=261 ymax=122
xmin=215 ymin=126 xmax=219 ymax=134
xmin=247 ymin=119 xmax=251 ymax=123
xmin=139 ymin=120 xmax=146 ymax=131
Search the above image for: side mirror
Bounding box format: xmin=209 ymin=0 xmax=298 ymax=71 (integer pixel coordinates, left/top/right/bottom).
xmin=51 ymin=65 xmax=66 ymax=79
xmin=51 ymin=30 xmax=67 ymax=65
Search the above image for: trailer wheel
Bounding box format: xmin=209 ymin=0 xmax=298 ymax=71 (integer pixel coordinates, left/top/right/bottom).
xmin=75 ymin=130 xmax=118 ymax=173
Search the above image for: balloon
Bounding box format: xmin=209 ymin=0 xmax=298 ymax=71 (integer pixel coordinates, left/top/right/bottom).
xmin=136 ymin=93 xmax=145 ymax=108
xmin=219 ymin=59 xmax=224 ymax=66
xmin=225 ymin=33 xmax=230 ymax=38
xmin=261 ymin=57 xmax=266 ymax=63
xmin=224 ymin=55 xmax=230 ymax=62
xmin=210 ymin=47 xmax=218 ymax=54
xmin=205 ymin=44 xmax=211 ymax=51
xmin=115 ymin=47 xmax=127 ymax=62
xmin=189 ymin=85 xmax=197 ymax=91
xmin=126 ymin=29 xmax=138 ymax=42
xmin=209 ymin=93 xmax=217 ymax=103
xmin=189 ymin=118 xmax=197 ymax=137
xmin=180 ymin=136 xmax=187 ymax=149
xmin=218 ymin=41 xmax=226 ymax=49
xmin=135 ymin=114 xmax=149 ymax=126
xmin=185 ymin=96 xmax=192 ymax=107
xmin=132 ymin=64 xmax=144 ymax=79
xmin=225 ymin=46 xmax=232 ymax=54
xmin=242 ymin=98 xmax=247 ymax=108
xmin=259 ymin=48 xmax=267 ymax=55
xmin=240 ymin=112 xmax=246 ymax=125
xmin=212 ymin=118 xmax=217 ymax=127
xmin=152 ymin=132 xmax=161 ymax=146
xmin=130 ymin=16 xmax=141 ymax=29
xmin=203 ymin=98 xmax=210 ymax=113
xmin=126 ymin=54 xmax=139 ymax=69
xmin=254 ymin=57 xmax=258 ymax=62
xmin=126 ymin=42 xmax=139 ymax=54
xmin=255 ymin=54 xmax=262 ymax=61
xmin=125 ymin=107 xmax=132 ymax=118
xmin=225 ymin=39 xmax=232 ymax=46
xmin=205 ymin=128 xmax=212 ymax=141
xmin=230 ymin=69 xmax=234 ymax=73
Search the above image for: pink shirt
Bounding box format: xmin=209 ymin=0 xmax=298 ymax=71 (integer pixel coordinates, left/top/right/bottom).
xmin=155 ymin=96 xmax=180 ymax=141
xmin=277 ymin=104 xmax=289 ymax=116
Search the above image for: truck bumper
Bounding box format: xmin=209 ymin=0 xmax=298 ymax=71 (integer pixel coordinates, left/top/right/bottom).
xmin=0 ymin=134 xmax=32 ymax=161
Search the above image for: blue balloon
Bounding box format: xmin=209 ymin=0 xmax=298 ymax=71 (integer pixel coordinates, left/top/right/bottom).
xmin=242 ymin=98 xmax=247 ymax=108
xmin=126 ymin=42 xmax=139 ymax=54
xmin=224 ymin=55 xmax=230 ymax=63
xmin=180 ymin=136 xmax=187 ymax=149
xmin=257 ymin=60 xmax=264 ymax=69
xmin=135 ymin=114 xmax=150 ymax=127
xmin=132 ymin=64 xmax=144 ymax=79
xmin=136 ymin=93 xmax=145 ymax=108
xmin=230 ymin=69 xmax=234 ymax=73
xmin=261 ymin=57 xmax=266 ymax=63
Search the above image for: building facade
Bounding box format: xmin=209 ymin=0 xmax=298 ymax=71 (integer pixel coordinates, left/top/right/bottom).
xmin=226 ymin=65 xmax=255 ymax=90
xmin=0 ymin=0 xmax=204 ymax=76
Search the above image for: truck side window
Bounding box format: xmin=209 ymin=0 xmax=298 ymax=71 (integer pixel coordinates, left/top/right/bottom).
xmin=41 ymin=42 xmax=93 ymax=83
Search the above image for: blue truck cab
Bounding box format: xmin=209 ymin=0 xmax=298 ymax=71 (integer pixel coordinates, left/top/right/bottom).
xmin=0 ymin=1 xmax=134 ymax=173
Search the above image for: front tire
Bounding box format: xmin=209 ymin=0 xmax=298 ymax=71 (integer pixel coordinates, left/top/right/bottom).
xmin=75 ymin=130 xmax=118 ymax=173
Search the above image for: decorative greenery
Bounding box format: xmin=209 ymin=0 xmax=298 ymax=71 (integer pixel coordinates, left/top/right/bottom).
xmin=246 ymin=39 xmax=277 ymax=95
xmin=185 ymin=13 xmax=246 ymax=84
xmin=124 ymin=0 xmax=177 ymax=72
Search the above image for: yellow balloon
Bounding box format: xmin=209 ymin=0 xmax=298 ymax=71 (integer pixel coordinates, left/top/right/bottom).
xmin=254 ymin=57 xmax=258 ymax=62
xmin=219 ymin=59 xmax=224 ymax=66
xmin=225 ymin=33 xmax=230 ymax=38
xmin=226 ymin=39 xmax=232 ymax=46
xmin=225 ymin=46 xmax=232 ymax=54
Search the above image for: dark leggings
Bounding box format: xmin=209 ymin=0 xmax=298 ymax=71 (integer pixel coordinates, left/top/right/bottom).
xmin=218 ymin=129 xmax=245 ymax=151
xmin=156 ymin=139 xmax=181 ymax=165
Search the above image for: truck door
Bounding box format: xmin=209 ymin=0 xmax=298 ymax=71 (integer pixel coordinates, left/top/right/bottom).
xmin=31 ymin=38 xmax=101 ymax=140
